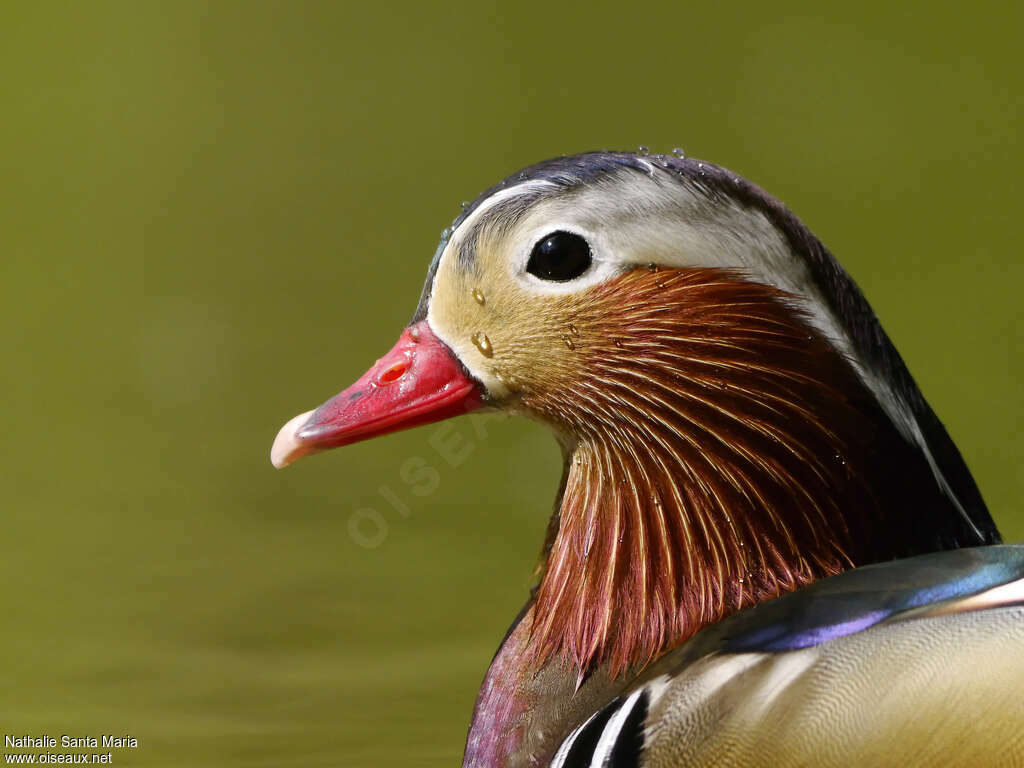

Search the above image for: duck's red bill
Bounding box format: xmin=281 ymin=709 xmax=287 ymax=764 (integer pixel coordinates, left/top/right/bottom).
xmin=271 ymin=320 xmax=484 ymax=468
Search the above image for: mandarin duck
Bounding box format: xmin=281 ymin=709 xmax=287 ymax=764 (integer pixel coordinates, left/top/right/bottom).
xmin=271 ymin=152 xmax=1024 ymax=767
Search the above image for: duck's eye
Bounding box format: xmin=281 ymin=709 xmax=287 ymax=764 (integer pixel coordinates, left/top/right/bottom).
xmin=526 ymin=231 xmax=592 ymax=281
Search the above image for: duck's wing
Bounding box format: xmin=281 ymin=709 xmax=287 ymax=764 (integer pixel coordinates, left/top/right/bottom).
xmin=548 ymin=545 xmax=1024 ymax=768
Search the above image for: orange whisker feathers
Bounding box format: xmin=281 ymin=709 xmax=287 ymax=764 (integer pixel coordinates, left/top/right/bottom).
xmin=524 ymin=268 xmax=882 ymax=678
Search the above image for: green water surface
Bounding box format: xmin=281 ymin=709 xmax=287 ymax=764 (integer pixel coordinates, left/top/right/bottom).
xmin=2 ymin=2 xmax=1022 ymax=765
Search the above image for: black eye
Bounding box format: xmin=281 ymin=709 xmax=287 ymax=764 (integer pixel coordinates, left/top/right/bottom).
xmin=526 ymin=231 xmax=592 ymax=282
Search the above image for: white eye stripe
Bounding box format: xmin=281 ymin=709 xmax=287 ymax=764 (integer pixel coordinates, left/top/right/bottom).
xmin=447 ymin=180 xmax=557 ymax=253
xmin=428 ymin=163 xmax=979 ymax=533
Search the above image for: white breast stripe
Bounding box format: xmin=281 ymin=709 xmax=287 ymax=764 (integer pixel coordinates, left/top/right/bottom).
xmin=590 ymin=688 xmax=645 ymax=767
xmin=549 ymin=707 xmax=601 ymax=768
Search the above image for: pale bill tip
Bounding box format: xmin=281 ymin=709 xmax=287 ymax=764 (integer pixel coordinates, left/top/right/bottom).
xmin=270 ymin=410 xmax=316 ymax=469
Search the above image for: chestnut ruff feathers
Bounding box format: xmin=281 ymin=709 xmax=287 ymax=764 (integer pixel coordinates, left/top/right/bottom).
xmin=524 ymin=267 xmax=947 ymax=677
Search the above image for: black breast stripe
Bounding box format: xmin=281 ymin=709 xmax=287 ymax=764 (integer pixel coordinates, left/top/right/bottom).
xmin=562 ymin=703 xmax=617 ymax=768
xmin=550 ymin=688 xmax=650 ymax=768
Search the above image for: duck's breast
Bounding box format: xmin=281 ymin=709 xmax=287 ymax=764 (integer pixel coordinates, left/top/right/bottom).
xmin=550 ymin=546 xmax=1024 ymax=768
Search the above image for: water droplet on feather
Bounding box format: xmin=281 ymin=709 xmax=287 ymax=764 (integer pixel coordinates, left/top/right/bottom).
xmin=471 ymin=332 xmax=493 ymax=357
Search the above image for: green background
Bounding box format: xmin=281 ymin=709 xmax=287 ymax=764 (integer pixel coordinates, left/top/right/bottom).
xmin=2 ymin=2 xmax=1021 ymax=765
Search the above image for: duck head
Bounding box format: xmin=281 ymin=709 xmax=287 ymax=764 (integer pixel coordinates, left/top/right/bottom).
xmin=272 ymin=152 xmax=998 ymax=677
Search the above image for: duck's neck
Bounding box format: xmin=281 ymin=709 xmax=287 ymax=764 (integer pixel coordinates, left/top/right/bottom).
xmin=464 ymin=269 xmax=988 ymax=767
xmin=522 ymin=269 xmax=982 ymax=677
